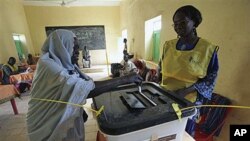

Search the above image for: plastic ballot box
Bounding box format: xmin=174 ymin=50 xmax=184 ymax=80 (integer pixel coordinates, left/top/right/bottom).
xmin=93 ymin=82 xmax=196 ymax=141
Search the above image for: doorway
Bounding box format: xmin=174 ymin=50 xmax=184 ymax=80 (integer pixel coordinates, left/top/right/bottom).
xmin=13 ymin=34 xmax=27 ymax=61
xmin=153 ymin=30 xmax=160 ymax=62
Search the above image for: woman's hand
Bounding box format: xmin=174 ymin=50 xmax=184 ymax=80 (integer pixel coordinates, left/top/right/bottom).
xmin=174 ymin=85 xmax=196 ymax=97
xmin=125 ymin=72 xmax=143 ymax=84
xmin=175 ymin=89 xmax=189 ymax=97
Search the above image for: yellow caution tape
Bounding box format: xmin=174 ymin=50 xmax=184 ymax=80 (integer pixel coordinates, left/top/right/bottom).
xmin=31 ymin=98 xmax=104 ymax=117
xmin=31 ymin=98 xmax=250 ymax=120
xmin=172 ymin=103 xmax=250 ymax=121
xmin=180 ymin=105 xmax=250 ymax=111
xmin=172 ymin=103 xmax=182 ymax=121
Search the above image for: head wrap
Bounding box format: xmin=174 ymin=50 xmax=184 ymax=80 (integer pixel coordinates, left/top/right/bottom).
xmin=41 ymin=29 xmax=75 ymax=70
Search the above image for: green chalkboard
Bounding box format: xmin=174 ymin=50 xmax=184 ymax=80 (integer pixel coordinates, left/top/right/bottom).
xmin=45 ymin=26 xmax=106 ymax=50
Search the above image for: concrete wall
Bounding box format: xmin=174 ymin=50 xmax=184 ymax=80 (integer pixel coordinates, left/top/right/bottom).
xmin=24 ymin=6 xmax=122 ymax=65
xmin=0 ymin=0 xmax=33 ymax=64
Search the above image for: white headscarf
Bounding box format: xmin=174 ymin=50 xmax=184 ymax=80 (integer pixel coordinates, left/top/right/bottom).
xmin=27 ymin=29 xmax=95 ymax=141
xmin=41 ymin=29 xmax=75 ymax=70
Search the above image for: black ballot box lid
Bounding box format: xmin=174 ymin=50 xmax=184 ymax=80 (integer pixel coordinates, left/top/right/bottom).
xmin=92 ymin=82 xmax=196 ymax=135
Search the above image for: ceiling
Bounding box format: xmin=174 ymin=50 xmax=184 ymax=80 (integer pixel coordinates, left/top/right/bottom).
xmin=22 ymin=0 xmax=123 ymax=7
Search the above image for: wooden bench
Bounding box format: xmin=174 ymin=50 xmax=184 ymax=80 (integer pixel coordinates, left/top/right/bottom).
xmin=0 ymin=85 xmax=20 ymax=115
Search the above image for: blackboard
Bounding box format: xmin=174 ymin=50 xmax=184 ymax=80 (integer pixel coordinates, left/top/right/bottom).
xmin=45 ymin=26 xmax=106 ymax=50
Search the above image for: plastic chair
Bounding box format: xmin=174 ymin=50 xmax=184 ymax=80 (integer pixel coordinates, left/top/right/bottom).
xmin=195 ymin=108 xmax=231 ymax=141
xmin=194 ymin=93 xmax=231 ymax=141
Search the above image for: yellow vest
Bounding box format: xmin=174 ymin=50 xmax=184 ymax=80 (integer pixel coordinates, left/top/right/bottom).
xmin=4 ymin=63 xmax=18 ymax=72
xmin=161 ymin=38 xmax=217 ymax=102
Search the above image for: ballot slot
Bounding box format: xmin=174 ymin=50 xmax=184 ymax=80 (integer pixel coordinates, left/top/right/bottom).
xmin=132 ymin=89 xmax=171 ymax=106
xmin=141 ymin=90 xmax=161 ymax=104
xmin=120 ymin=93 xmax=146 ymax=110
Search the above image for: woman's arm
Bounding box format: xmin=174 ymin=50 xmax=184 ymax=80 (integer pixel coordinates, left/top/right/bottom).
xmin=87 ymin=72 xmax=142 ymax=98
xmin=157 ymin=60 xmax=162 ymax=83
xmin=157 ymin=42 xmax=169 ymax=83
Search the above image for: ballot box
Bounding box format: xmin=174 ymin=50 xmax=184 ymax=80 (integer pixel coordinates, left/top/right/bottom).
xmin=93 ymin=82 xmax=196 ymax=141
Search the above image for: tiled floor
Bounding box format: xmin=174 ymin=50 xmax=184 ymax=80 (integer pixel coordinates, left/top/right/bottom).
xmin=0 ymin=65 xmax=109 ymax=141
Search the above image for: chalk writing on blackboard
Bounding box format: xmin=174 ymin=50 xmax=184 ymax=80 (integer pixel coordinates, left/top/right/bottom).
xmin=45 ymin=26 xmax=106 ymax=50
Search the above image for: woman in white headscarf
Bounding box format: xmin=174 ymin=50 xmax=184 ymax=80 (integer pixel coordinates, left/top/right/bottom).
xmin=26 ymin=29 xmax=142 ymax=141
